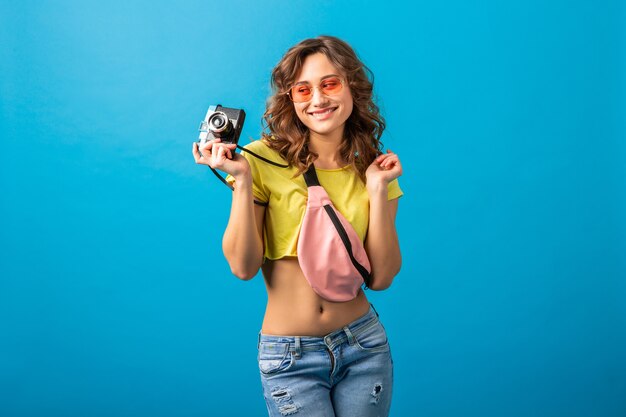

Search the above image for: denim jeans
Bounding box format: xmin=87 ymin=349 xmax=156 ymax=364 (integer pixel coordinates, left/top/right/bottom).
xmin=257 ymin=304 xmax=393 ymax=416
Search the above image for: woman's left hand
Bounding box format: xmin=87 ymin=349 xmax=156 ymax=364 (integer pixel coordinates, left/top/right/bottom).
xmin=365 ymin=150 xmax=403 ymax=192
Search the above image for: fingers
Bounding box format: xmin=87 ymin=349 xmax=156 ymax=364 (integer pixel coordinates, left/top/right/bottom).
xmin=200 ymin=138 xmax=220 ymax=158
xmin=193 ymin=139 xmax=239 ymax=166
xmin=194 ymin=142 xmax=212 ymax=164
xmin=374 ymin=150 xmax=401 ymax=171
xmin=213 ymin=143 xmax=227 ymax=163
xmin=192 ymin=142 xmax=201 ymax=159
xmin=381 ymin=156 xmax=399 ymax=170
xmin=192 ymin=139 xmax=250 ymax=179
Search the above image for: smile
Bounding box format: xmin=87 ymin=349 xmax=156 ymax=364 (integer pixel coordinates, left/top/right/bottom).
xmin=308 ymin=107 xmax=337 ymax=120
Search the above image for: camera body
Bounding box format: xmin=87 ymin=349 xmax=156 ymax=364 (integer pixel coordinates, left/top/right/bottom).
xmin=198 ymin=104 xmax=246 ymax=147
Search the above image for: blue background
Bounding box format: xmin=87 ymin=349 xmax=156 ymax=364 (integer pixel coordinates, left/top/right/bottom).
xmin=1 ymin=0 xmax=624 ymax=416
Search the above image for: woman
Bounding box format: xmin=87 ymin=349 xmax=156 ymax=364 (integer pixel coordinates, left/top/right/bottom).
xmin=192 ymin=35 xmax=403 ymax=417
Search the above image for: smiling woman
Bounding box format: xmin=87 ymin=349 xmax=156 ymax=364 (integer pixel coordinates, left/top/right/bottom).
xmin=192 ymin=35 xmax=403 ymax=417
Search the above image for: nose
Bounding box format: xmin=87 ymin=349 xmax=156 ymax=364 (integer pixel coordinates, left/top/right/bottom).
xmin=309 ymin=85 xmax=329 ymax=106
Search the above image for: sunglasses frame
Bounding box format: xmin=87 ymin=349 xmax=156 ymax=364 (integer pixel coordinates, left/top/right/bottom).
xmin=286 ymin=76 xmax=346 ymax=103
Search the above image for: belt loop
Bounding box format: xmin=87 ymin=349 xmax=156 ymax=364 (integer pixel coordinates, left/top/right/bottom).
xmin=370 ymin=302 xmax=380 ymax=317
xmin=293 ymin=336 xmax=302 ymax=359
xmin=343 ymin=326 xmax=355 ymax=345
xmin=257 ymin=331 xmax=261 ymax=349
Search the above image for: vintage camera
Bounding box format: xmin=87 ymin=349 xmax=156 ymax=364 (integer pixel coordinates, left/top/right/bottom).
xmin=198 ymin=104 xmax=246 ymax=150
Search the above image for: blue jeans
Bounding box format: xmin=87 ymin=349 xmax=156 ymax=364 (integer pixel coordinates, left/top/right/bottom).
xmin=257 ymin=304 xmax=393 ymax=416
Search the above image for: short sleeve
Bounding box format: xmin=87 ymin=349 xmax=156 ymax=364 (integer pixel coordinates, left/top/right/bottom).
xmin=387 ymin=178 xmax=403 ymax=200
xmin=225 ymin=149 xmax=269 ymax=204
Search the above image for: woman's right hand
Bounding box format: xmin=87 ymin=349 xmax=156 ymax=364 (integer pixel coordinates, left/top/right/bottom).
xmin=192 ymin=139 xmax=251 ymax=179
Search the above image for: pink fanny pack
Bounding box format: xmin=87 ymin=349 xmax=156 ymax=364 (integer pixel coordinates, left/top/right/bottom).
xmin=297 ymin=165 xmax=372 ymax=302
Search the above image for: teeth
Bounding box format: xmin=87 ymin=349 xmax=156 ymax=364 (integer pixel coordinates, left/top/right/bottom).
xmin=310 ymin=108 xmax=335 ymax=119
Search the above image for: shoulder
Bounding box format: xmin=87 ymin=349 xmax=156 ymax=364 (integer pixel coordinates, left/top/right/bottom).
xmin=240 ymin=139 xmax=281 ymax=159
xmin=241 ymin=139 xmax=269 ymax=153
xmin=239 ymin=138 xmax=295 ymax=183
xmin=239 ymin=138 xmax=290 ymax=168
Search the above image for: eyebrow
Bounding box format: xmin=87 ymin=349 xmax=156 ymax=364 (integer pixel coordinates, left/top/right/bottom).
xmin=293 ymin=74 xmax=341 ymax=86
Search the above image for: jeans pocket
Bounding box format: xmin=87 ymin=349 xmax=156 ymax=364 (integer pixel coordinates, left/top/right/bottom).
xmin=257 ymin=342 xmax=294 ymax=375
xmin=353 ymin=320 xmax=390 ymax=352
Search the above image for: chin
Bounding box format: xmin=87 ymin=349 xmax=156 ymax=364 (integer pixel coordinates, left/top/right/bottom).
xmin=305 ymin=124 xmax=343 ymax=137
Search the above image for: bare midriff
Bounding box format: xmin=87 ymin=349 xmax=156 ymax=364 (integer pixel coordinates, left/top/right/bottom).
xmin=260 ymin=258 xmax=371 ymax=337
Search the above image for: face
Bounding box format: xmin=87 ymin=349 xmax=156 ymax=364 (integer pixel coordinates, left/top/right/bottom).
xmin=290 ymin=53 xmax=354 ymax=140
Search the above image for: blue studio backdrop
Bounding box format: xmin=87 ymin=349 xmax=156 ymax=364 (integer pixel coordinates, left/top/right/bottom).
xmin=1 ymin=1 xmax=624 ymax=416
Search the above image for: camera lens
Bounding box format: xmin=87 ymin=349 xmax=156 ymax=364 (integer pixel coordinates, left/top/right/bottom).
xmin=212 ymin=115 xmax=225 ymax=128
xmin=208 ymin=112 xmax=231 ymax=134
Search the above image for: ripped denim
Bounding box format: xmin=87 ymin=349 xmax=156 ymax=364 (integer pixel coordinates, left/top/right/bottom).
xmin=257 ymin=304 xmax=393 ymax=417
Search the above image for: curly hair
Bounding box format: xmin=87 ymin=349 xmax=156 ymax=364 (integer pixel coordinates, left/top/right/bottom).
xmin=261 ymin=35 xmax=385 ymax=181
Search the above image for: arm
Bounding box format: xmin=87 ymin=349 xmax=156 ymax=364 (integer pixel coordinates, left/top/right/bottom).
xmin=222 ymin=181 xmax=265 ymax=280
xmin=364 ymin=150 xmax=403 ymax=290
xmin=193 ymin=140 xmax=265 ymax=280
xmin=365 ymin=195 xmax=401 ymax=290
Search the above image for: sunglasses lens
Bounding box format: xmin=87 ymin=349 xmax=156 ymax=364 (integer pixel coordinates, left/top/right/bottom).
xmin=321 ymin=77 xmax=342 ymax=94
xmin=291 ymin=85 xmax=312 ymax=102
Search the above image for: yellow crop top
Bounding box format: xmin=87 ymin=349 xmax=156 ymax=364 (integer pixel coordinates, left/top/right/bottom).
xmin=227 ymin=140 xmax=403 ymax=260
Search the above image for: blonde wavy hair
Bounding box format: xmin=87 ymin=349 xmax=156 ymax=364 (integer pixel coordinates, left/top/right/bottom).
xmin=261 ymin=35 xmax=385 ymax=180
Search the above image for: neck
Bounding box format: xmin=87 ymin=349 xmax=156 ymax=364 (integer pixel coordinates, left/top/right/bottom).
xmin=309 ymin=129 xmax=346 ymax=169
